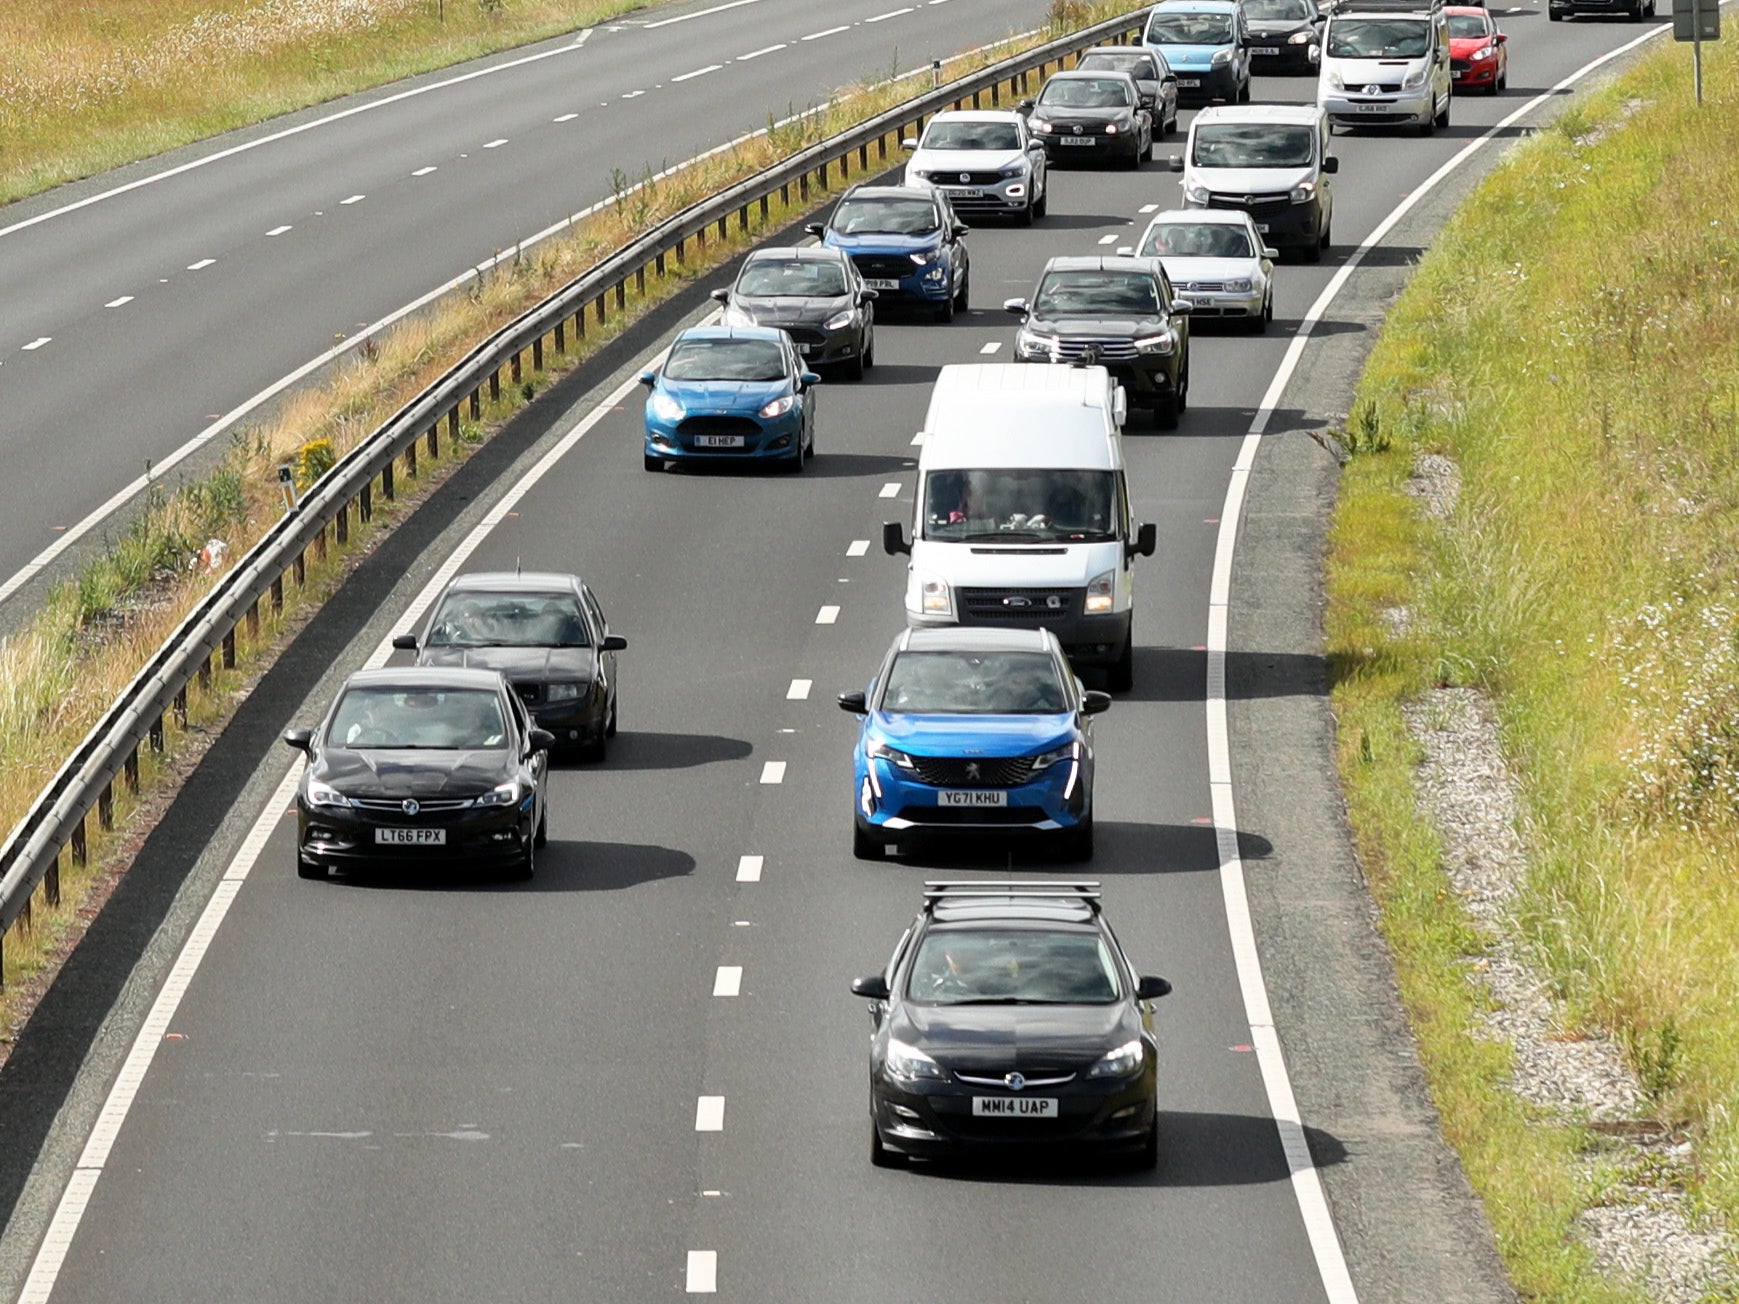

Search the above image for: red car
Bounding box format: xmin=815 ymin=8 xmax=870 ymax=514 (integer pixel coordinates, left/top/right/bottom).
xmin=1447 ymin=7 xmax=1509 ymax=94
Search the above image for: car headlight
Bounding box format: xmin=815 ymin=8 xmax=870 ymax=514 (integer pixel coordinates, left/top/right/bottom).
xmin=1016 ymin=327 xmax=1058 ymax=358
xmin=1084 ymin=1038 xmax=1145 ymax=1080
xmin=918 ymin=572 xmax=953 ymax=615
xmin=1030 ymin=740 xmax=1081 ymax=771
xmin=1327 ymin=69 xmax=1345 ymax=90
xmin=909 ymin=251 xmax=935 ymax=266
xmin=868 ymin=739 xmax=917 ymax=770
xmin=910 ymin=169 xmax=931 ymax=181
xmin=1210 ymin=48 xmax=1233 ymax=66
xmin=759 ymin=394 xmax=797 ymax=418
xmin=474 ymin=781 xmax=523 ymax=808
xmin=1034 ymin=119 xmax=1054 ymax=134
xmin=1182 ymin=179 xmax=1210 ymax=205
xmin=649 ymin=391 xmax=685 ymax=422
xmin=999 ymin=165 xmax=1025 ymax=179
xmin=1105 ymin=122 xmax=1119 ymax=135
xmin=306 ymin=780 xmax=350 ymax=808
xmin=1403 ymin=65 xmax=1426 ymax=89
xmin=1289 ymin=180 xmax=1316 ymax=205
xmin=546 ymin=682 xmax=582 ymax=702
xmin=1085 ymin=568 xmax=1116 ymax=614
xmin=1134 ymin=330 xmax=1176 ymax=355
xmin=885 ymin=1039 xmax=949 ymax=1083
xmin=1223 ymin=277 xmax=1254 ymax=293
xmin=1289 ymin=29 xmax=1315 ymax=43
xmin=823 ymin=310 xmax=855 ymax=331
xmin=722 ymin=303 xmax=757 ymax=327
xmin=1471 ymin=45 xmax=1494 ymax=60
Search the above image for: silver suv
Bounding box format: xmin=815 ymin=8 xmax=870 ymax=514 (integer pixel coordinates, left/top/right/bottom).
xmin=903 ymin=110 xmax=1050 ymax=225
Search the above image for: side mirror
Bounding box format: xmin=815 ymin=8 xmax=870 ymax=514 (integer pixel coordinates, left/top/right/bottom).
xmin=859 ymin=288 xmax=880 ymax=302
xmin=852 ymin=975 xmax=891 ymax=1000
xmin=1017 ymin=99 xmax=1035 ymax=115
xmin=1081 ymin=690 xmax=1112 ymax=715
xmin=800 ymin=371 xmax=822 ymax=387
xmin=1130 ymin=521 xmax=1158 ymax=559
xmin=838 ymin=690 xmax=868 ymax=714
xmin=1262 ymin=246 xmax=1280 ymax=260
xmin=1171 ymin=298 xmax=1194 ymax=316
xmin=1322 ymin=156 xmax=1339 ymax=174
xmin=1002 ymin=297 xmax=1030 ymax=317
xmin=1166 ymin=156 xmax=1184 ymax=173
xmin=1136 ymin=975 xmax=1172 ymax=1001
xmin=1163 ymin=72 xmax=1178 ymax=84
xmin=952 ymin=223 xmax=970 ymax=237
xmin=391 ymin=633 xmax=418 ymax=651
xmin=1495 ymin=31 xmax=1507 ymax=42
xmin=882 ymin=521 xmax=911 ymax=557
xmin=1115 ymin=246 xmax=1135 ymax=257
xmin=528 ymin=727 xmax=556 ymax=753
xmin=900 ymin=136 xmax=918 ymax=149
xmin=637 ymin=370 xmax=657 ymax=387
xmin=602 ymin=634 xmax=628 ymax=652
xmin=709 ymin=287 xmax=730 ymax=303
xmin=805 ymin=222 xmax=825 ymax=237
xmin=282 ymin=728 xmax=313 ymax=754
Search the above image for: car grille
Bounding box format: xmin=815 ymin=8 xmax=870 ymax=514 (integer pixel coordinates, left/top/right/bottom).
xmin=777 ymin=324 xmax=827 ymax=346
xmin=677 ymin=416 xmax=760 ymax=436
xmin=1043 ymin=336 xmax=1140 ymax=361
xmin=908 ymin=755 xmax=1038 ymax=788
xmin=960 ymin=587 xmax=1079 ymax=622
xmin=348 ymin=796 xmax=476 ymax=812
xmin=850 ymin=255 xmax=917 ymax=280
xmin=1206 ymin=192 xmax=1291 ymax=216
xmin=1347 ymin=82 xmax=1403 ymax=95
xmin=931 ymin=170 xmax=1008 ymax=187
xmin=894 ymin=805 xmax=1050 ymax=826
xmin=945 ymin=193 xmax=1019 ymax=213
xmin=1174 ymin=280 xmax=1228 ymax=294
xmin=955 ymin=1071 xmax=1078 ymax=1088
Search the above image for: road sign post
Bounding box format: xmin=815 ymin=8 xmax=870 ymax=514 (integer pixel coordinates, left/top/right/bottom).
xmin=1674 ymin=0 xmax=1721 ymax=103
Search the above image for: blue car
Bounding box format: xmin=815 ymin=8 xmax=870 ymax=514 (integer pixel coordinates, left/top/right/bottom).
xmin=811 ymin=184 xmax=971 ymax=321
xmin=1142 ymin=0 xmax=1253 ymax=105
xmin=640 ymin=325 xmax=819 ymax=472
xmin=839 ymin=627 xmax=1109 ymax=861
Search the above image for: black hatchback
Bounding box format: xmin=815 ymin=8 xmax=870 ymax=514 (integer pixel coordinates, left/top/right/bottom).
xmin=711 ymin=246 xmax=877 ymax=379
xmin=851 ymin=882 xmax=1171 ymax=1168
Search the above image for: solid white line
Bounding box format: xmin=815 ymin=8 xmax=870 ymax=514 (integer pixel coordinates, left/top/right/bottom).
xmin=816 ymin=606 xmax=840 ymax=625
xmin=187 ymin=258 xmax=216 ymax=270
xmin=878 ymin=482 xmax=901 ymax=498
xmin=695 ymin=1096 xmax=725 ymax=1131
xmin=340 ymin=194 xmax=365 ymax=205
xmin=867 ymin=6 xmax=915 ymax=20
xmin=267 ymin=223 xmax=294 ymax=235
xmin=685 ymin=1250 xmax=718 ymax=1293
xmin=787 ymin=678 xmax=812 ymax=700
xmin=736 ymin=43 xmax=786 ymax=60
xmin=672 ymin=65 xmax=724 ymax=82
xmin=21 ymin=338 xmax=50 ymax=351
xmin=554 ymin=113 xmax=579 ymax=122
xmin=803 ymin=24 xmax=852 ymax=40
xmin=847 ymin=539 xmax=870 ymax=557
xmin=483 ymin=138 xmax=509 ymax=149
xmin=759 ymin=762 xmax=786 ymax=784
xmin=647 ymin=0 xmax=765 ymax=27
xmin=713 ymin=966 xmax=743 ymax=997
xmin=1199 ymin=23 xmax=1674 ymax=1304
xmin=736 ymin=855 xmax=763 ymax=882
xmin=979 ymin=342 xmax=1001 ymax=354
xmin=105 ymin=297 xmax=133 ymax=309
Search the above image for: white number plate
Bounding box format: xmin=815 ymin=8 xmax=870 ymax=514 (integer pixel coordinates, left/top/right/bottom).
xmin=1353 ymin=102 xmax=1393 ymax=113
xmin=1177 ymin=78 xmax=1201 ymax=88
xmin=695 ymin=434 xmax=745 ymax=448
xmin=1255 ymin=223 xmax=1271 ymax=233
xmin=376 ymin=827 xmax=445 ymax=845
xmin=940 ymin=187 xmax=984 ymax=198
xmin=1253 ymin=46 xmax=1280 ymax=55
xmin=939 ymin=790 xmax=1008 ymax=807
xmin=1055 ymin=137 xmax=1096 ymax=147
xmin=866 ymin=278 xmax=900 ymax=290
xmin=972 ymin=1096 xmax=1058 ymax=1117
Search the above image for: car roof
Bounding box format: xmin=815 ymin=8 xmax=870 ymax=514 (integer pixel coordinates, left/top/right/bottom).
xmin=441 ymin=571 xmax=582 ymax=596
xmin=920 ymin=365 xmax=1121 ymax=465
xmin=1193 ymin=103 xmax=1326 ymax=126
xmin=921 ymin=882 xmax=1105 ymax=926
xmin=925 ymin=109 xmax=1025 ymax=123
xmin=674 ymin=324 xmax=789 ymax=344
xmin=744 ymin=245 xmax=847 ymax=263
xmin=1079 ymin=45 xmax=1158 ymax=59
xmin=1442 ymin=4 xmax=1491 ymax=10
xmin=1145 ymin=208 xmax=1256 ymax=226
xmin=896 ymin=626 xmax=1058 ymax=655
xmin=839 ymin=185 xmax=940 ymax=204
xmin=1041 ymin=254 xmax=1161 ymax=276
xmin=1149 ymin=0 xmax=1242 ymax=12
xmin=1045 ymin=68 xmax=1138 ymax=82
xmin=343 ymin=666 xmax=507 ymax=691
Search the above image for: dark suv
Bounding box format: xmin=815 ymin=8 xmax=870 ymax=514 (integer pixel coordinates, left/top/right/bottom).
xmin=1004 ymin=256 xmax=1193 ymax=428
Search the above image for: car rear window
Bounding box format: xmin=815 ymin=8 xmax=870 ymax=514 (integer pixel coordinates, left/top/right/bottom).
xmin=906 ymin=928 xmax=1121 ymax=1004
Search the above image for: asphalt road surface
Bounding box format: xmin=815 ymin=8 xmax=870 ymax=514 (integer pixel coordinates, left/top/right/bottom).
xmin=0 ymin=7 xmax=1675 ymax=1302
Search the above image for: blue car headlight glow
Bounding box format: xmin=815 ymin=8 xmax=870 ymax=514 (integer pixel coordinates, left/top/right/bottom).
xmin=759 ymin=394 xmax=797 ymax=419
xmin=650 ymin=392 xmax=684 ymax=422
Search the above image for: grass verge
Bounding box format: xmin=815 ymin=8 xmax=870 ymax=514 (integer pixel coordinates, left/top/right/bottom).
xmin=1326 ymin=36 xmax=1739 ymax=1301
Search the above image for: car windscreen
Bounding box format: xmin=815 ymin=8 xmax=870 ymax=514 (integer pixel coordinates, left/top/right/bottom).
xmin=1037 ymin=77 xmax=1132 ymax=108
xmin=1327 ymin=18 xmax=1430 ymax=57
xmin=1447 ymin=14 xmax=1491 ymax=35
xmin=330 ymin=687 xmax=508 ymax=750
xmin=1191 ymin=123 xmax=1315 ymax=168
xmin=1144 ymin=13 xmax=1235 ymax=43
xmin=1142 ymin=221 xmax=1255 ymax=258
xmin=1077 ymin=53 xmax=1156 ymax=80
xmin=923 ymin=467 xmax=1119 ymax=543
xmin=1242 ymin=0 xmax=1313 ymax=18
xmin=831 ymin=197 xmax=941 ymax=235
xmin=427 ymin=592 xmax=591 ymax=648
xmin=1033 ymin=269 xmax=1161 ymax=316
xmin=736 ymin=259 xmax=847 ymax=297
xmin=663 ymin=339 xmax=788 ymax=382
xmin=879 ymin=650 xmax=1069 ymax=714
xmin=922 ymin=120 xmax=1021 ymax=151
xmin=906 ymin=928 xmax=1121 ymax=1005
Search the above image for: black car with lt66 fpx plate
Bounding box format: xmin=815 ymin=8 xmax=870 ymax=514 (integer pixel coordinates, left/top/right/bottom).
xmin=851 ymin=881 xmax=1171 ymax=1169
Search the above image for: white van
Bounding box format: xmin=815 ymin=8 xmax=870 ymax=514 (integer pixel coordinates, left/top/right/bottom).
xmin=882 ymin=364 xmax=1156 ymax=690
xmin=1318 ymin=0 xmax=1453 ymax=135
xmin=1165 ymin=102 xmax=1336 ymax=261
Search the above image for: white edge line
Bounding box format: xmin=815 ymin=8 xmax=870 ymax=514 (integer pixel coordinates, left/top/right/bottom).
xmin=647 ymin=0 xmax=765 ymax=28
xmin=1204 ymin=24 xmax=1672 ymax=1304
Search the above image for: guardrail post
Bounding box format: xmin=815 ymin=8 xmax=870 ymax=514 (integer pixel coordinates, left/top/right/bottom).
xmin=636 ymin=266 xmax=647 ymax=297
xmin=295 ymin=543 xmax=309 ymax=584
xmin=839 ymin=152 xmax=849 ymax=180
xmin=877 ymin=135 xmax=887 ymax=162
xmin=444 ymin=408 xmax=456 ymax=452
xmin=469 ymin=387 xmax=481 ymax=421
xmin=359 ymin=484 xmax=372 ymax=524
xmin=272 ymin=573 xmax=285 ymax=614
xmin=14 ymin=894 xmax=27 ymax=934
xmin=859 ymin=143 xmax=869 ymax=170
xmin=675 ymin=236 xmax=686 ymax=266
xmin=615 ymin=279 xmax=627 ymax=311
xmin=655 ymin=251 xmax=666 ymax=278
xmin=404 ymin=438 xmax=417 ymax=479
xmin=817 ymin=161 xmax=827 ymax=190
xmin=781 ymin=182 xmax=790 ymax=207
xmin=336 ymin=501 xmax=349 ymax=546
xmin=595 ymin=293 xmax=608 ymax=325
xmin=222 ymin=628 xmax=236 ymax=669
xmin=533 ymin=337 xmax=544 ymax=371
xmin=197 ymin=654 xmax=212 ymax=692
xmin=98 ymin=783 xmax=114 ymax=831
xmin=738 ymin=204 xmax=749 ymax=234
xmin=174 ymin=687 xmax=188 ymax=728
xmin=972 ymin=90 xmax=981 ymax=109
xmin=554 ymin=321 xmax=565 ymax=354
xmin=760 ymin=195 xmax=770 ymax=222
xmin=799 ymin=173 xmax=809 ymax=201
xmin=247 ymin=598 xmax=261 ymax=641
xmin=991 ymin=82 xmax=1001 ymax=106
xmin=379 ymin=462 xmax=393 ymax=506
xmin=45 ymin=855 xmax=59 ymax=908
xmin=717 ymin=215 xmax=729 ymax=240
xmin=71 ymin=818 xmax=87 ymax=869
xmin=696 ymin=226 xmax=707 ymax=253
xmin=124 ymin=747 xmax=140 ymax=795
xmin=511 ymin=352 xmax=522 ymax=386
xmin=151 ymin=712 xmax=165 ymax=753
xmin=490 ymin=367 xmax=502 ymax=402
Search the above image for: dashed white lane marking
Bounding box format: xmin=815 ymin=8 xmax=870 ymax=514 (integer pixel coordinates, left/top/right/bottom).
xmin=340 ymin=194 xmax=365 ymax=205
xmin=787 ymin=679 xmax=812 ymax=700
xmin=736 ymin=855 xmax=763 ymax=882
xmin=816 ymin=606 xmax=840 ymax=625
xmin=979 ymin=341 xmax=1001 ymax=354
xmin=267 ymin=223 xmax=293 ymax=235
xmin=759 ymin=762 xmax=786 ymax=785
xmin=1096 ymin=234 xmax=1118 ymax=245
xmin=672 ymin=65 xmax=724 ymax=82
xmin=686 ymin=1250 xmax=718 ymax=1293
xmin=695 ymin=1097 xmax=725 ymax=1131
xmin=187 ymin=258 xmax=216 ymax=270
xmin=803 ymin=24 xmax=852 ymax=39
xmin=1140 ymin=203 xmax=1160 ymax=213
xmin=21 ymin=338 xmax=50 ymax=351
xmin=105 ymin=297 xmax=133 ymax=309
xmin=911 ymin=432 xmax=925 ymax=445
xmin=878 ymin=482 xmax=901 ymax=498
xmin=623 ymin=90 xmax=645 ymax=99
xmin=737 ymin=42 xmax=786 ymax=59
xmin=847 ymin=539 xmax=870 ymax=557
xmin=483 ymin=138 xmax=509 ymax=149
xmin=647 ymin=0 xmax=766 ymax=27
xmin=867 ymin=5 xmax=915 ymax=19
xmin=554 ymin=113 xmax=579 ymax=122
xmin=713 ymin=966 xmax=743 ymax=997
xmin=411 ymin=166 xmax=438 ymax=176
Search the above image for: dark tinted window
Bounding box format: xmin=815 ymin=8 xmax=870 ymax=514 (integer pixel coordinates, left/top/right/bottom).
xmin=330 ymin=687 xmax=507 ymax=750
xmin=1142 ymin=221 xmax=1255 ymax=258
xmin=1145 ymin=13 xmax=1235 ymax=43
xmin=1034 ymin=269 xmax=1162 ymax=316
xmin=923 ymin=468 xmax=1118 ymax=543
xmin=922 ymin=121 xmax=1022 ymax=150
xmin=1327 ymin=18 xmax=1429 ymax=56
xmin=880 ymin=651 xmax=1069 ymax=715
xmin=831 ymin=196 xmax=942 ymax=235
xmin=1192 ymin=123 xmax=1315 ymax=168
xmin=428 ymin=592 xmax=590 ymax=648
xmin=1037 ymin=77 xmax=1134 ymax=108
xmin=907 ymin=928 xmax=1121 ymax=1004
xmin=737 ymin=258 xmax=847 ymax=297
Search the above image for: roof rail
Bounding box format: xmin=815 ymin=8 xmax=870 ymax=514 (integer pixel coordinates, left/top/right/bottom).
xmin=1327 ymin=0 xmax=1442 ymax=11
xmin=922 ymin=880 xmax=1103 ymax=908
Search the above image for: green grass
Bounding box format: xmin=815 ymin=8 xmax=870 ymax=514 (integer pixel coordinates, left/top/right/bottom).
xmin=1327 ymin=36 xmax=1739 ymax=1300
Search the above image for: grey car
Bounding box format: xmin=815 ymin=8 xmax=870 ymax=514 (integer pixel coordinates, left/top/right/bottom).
xmin=1074 ymin=47 xmax=1180 ymax=138
xmin=1024 ymin=70 xmax=1153 ymax=168
xmin=712 ymin=246 xmax=877 ymax=379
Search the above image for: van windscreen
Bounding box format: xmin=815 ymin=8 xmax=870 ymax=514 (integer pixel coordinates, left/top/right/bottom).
xmin=923 ymin=469 xmax=1119 ymax=542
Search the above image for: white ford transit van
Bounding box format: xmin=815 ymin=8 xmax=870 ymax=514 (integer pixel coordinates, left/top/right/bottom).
xmin=882 ymin=364 xmax=1157 ymax=690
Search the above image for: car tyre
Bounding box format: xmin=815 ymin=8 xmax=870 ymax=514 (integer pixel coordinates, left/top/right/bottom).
xmin=512 ymin=834 xmax=536 ymax=882
xmin=935 ymin=290 xmax=956 ymax=323
xmin=534 ymin=802 xmax=549 ymax=848
xmin=1237 ymin=78 xmax=1252 ymax=104
xmin=1154 ymin=387 xmax=1180 ymax=431
xmin=1435 ymin=95 xmax=1451 ymax=130
xmin=1017 ymin=195 xmax=1035 ymax=227
xmin=1176 ymin=351 xmax=1189 ymax=413
xmin=863 ymin=328 xmax=876 ymax=371
xmin=1034 ymin=183 xmax=1048 ymax=218
xmin=853 ymin=822 xmax=883 ymax=861
xmin=954 ymin=270 xmax=969 ymax=312
xmin=1134 ymin=1111 xmax=1160 ymax=1171
xmin=1549 ymin=6 xmax=1562 ymax=16
xmin=297 ymin=853 xmax=325 ymax=881
xmin=643 ymin=452 xmax=662 ymax=472
xmin=1109 ymin=631 xmax=1135 ymax=692
xmin=1060 ymin=815 xmax=1095 ymax=863
xmin=871 ymin=1118 xmax=905 ymax=1168
xmin=605 ymin=696 xmax=618 ymax=739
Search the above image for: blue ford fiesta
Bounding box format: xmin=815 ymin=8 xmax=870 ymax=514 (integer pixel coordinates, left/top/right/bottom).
xmin=640 ymin=325 xmax=820 ymax=472
xmin=811 ymin=184 xmax=971 ymax=320
xmin=839 ymin=627 xmax=1109 ymax=861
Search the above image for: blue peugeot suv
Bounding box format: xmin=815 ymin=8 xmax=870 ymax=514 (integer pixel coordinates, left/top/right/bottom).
xmin=839 ymin=627 xmax=1109 ymax=861
xmin=811 ymin=184 xmax=971 ymax=322
xmin=1142 ymin=0 xmax=1253 ymax=105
